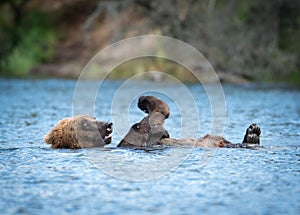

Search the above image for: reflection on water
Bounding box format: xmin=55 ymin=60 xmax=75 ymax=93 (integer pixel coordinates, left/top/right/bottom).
xmin=0 ymin=79 xmax=299 ymax=214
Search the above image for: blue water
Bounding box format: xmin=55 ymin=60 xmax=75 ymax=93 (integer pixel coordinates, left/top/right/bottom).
xmin=0 ymin=79 xmax=299 ymax=215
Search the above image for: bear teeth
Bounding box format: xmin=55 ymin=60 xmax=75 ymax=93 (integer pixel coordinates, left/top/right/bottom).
xmin=104 ymin=134 xmax=111 ymax=140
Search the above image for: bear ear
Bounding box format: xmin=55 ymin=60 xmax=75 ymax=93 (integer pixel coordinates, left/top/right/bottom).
xmin=44 ymin=132 xmax=53 ymax=145
xmin=44 ymin=129 xmax=62 ymax=148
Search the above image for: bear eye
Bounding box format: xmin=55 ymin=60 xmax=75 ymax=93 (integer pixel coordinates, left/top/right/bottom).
xmin=81 ymin=120 xmax=90 ymax=129
xmin=133 ymin=123 xmax=140 ymax=131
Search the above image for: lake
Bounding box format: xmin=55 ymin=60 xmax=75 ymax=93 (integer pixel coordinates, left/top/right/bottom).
xmin=0 ymin=79 xmax=299 ymax=215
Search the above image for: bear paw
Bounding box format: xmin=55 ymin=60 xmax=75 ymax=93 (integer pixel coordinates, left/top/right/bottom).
xmin=243 ymin=123 xmax=261 ymax=144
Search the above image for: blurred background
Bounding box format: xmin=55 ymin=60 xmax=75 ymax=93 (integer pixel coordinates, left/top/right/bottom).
xmin=0 ymin=0 xmax=299 ymax=83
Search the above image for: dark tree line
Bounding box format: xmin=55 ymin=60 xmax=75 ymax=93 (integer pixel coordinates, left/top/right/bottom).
xmin=80 ymin=0 xmax=299 ymax=81
xmin=0 ymin=0 xmax=299 ymax=81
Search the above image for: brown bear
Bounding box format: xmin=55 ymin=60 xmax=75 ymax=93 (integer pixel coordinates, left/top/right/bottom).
xmin=158 ymin=125 xmax=261 ymax=148
xmin=118 ymin=96 xmax=261 ymax=148
xmin=118 ymin=96 xmax=170 ymax=147
xmin=44 ymin=115 xmax=113 ymax=149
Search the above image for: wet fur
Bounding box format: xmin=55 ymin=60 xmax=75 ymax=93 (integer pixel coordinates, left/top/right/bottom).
xmin=118 ymin=96 xmax=261 ymax=148
xmin=118 ymin=96 xmax=169 ymax=147
xmin=44 ymin=115 xmax=112 ymax=149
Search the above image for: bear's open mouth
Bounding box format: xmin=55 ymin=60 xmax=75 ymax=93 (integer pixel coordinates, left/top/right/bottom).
xmin=102 ymin=122 xmax=113 ymax=144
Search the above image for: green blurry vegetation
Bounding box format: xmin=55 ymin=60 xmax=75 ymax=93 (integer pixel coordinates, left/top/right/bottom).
xmin=81 ymin=57 xmax=197 ymax=83
xmin=107 ymin=57 xmax=197 ymax=83
xmin=0 ymin=1 xmax=56 ymax=77
xmin=0 ymin=0 xmax=299 ymax=83
xmin=105 ymin=0 xmax=300 ymax=83
xmin=206 ymin=1 xmax=299 ymax=83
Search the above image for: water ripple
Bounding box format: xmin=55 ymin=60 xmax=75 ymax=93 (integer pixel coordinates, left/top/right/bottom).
xmin=0 ymin=79 xmax=299 ymax=215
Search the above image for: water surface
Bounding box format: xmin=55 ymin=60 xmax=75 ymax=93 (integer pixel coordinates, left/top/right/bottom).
xmin=0 ymin=79 xmax=299 ymax=214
